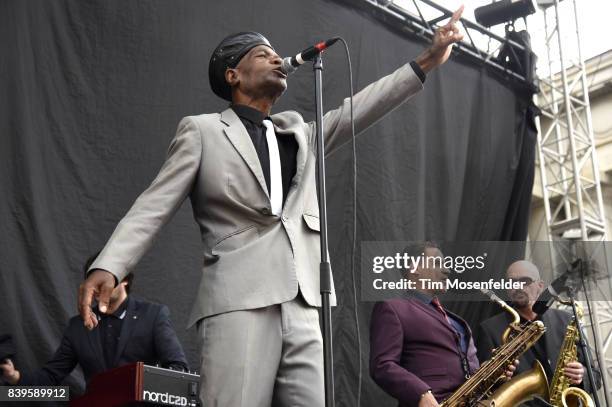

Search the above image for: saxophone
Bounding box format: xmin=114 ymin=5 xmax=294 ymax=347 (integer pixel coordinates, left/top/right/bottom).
xmin=440 ymin=290 xmax=548 ymax=407
xmin=548 ymin=302 xmax=594 ymax=407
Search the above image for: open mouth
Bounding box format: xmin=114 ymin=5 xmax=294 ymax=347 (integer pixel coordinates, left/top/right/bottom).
xmin=272 ymin=69 xmax=287 ymax=79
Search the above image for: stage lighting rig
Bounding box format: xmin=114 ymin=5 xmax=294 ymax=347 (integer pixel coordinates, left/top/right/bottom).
xmin=474 ymin=0 xmax=536 ymax=27
xmin=471 ymin=1 xmax=538 ymax=92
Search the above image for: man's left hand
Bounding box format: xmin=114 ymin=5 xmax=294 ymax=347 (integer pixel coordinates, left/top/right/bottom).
xmin=415 ymin=5 xmax=464 ymax=73
xmin=564 ymin=361 xmax=585 ymax=385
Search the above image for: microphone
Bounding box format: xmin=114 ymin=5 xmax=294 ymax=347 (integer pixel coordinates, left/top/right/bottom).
xmin=280 ymin=37 xmax=340 ymax=75
xmin=531 ymin=259 xmax=581 ymax=316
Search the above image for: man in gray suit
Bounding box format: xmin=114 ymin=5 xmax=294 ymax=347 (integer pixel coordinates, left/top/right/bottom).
xmin=78 ymin=7 xmax=464 ymax=406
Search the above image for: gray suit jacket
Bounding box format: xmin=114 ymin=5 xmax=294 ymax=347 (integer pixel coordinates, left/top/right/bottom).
xmin=91 ymin=63 xmax=423 ymax=327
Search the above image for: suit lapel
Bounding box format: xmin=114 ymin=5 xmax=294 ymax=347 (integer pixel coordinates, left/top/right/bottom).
xmin=220 ymin=108 xmax=269 ymax=199
xmin=412 ymin=298 xmax=457 ymax=336
xmin=448 ymin=309 xmax=472 ymax=337
xmin=86 ymin=320 xmax=107 ymax=371
xmin=270 ymin=114 xmax=307 ymax=187
xmin=112 ymin=297 xmax=138 ymax=368
xmin=543 ymin=312 xmax=561 ymax=370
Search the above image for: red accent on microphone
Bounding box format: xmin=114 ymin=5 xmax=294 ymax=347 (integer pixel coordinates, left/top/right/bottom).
xmin=315 ymin=41 xmax=327 ymax=51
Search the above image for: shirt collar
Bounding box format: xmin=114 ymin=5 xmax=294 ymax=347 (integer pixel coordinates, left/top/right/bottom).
xmin=231 ymin=104 xmax=269 ymax=125
xmin=407 ymin=289 xmax=435 ymax=305
xmin=518 ymin=313 xmax=542 ymax=324
xmin=95 ymin=296 xmax=129 ymax=320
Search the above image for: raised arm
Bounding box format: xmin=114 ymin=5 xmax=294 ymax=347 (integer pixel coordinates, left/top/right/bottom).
xmin=319 ymin=6 xmax=464 ymax=155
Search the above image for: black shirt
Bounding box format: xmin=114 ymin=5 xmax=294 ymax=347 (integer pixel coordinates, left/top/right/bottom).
xmin=409 ymin=60 xmax=426 ymax=84
xmin=97 ymin=296 xmax=129 ymax=369
xmin=231 ymin=104 xmax=298 ymax=204
xmin=230 ymin=61 xmax=426 ymax=204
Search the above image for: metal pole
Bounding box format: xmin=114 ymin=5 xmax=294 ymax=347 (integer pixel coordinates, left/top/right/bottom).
xmin=313 ymin=53 xmax=335 ymax=407
xmin=572 ymin=0 xmax=608 ymax=234
xmin=568 ymin=287 xmax=602 ymax=407
xmin=553 ymin=0 xmax=587 ymax=241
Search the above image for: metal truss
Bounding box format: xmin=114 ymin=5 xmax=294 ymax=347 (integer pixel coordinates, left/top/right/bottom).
xmin=534 ymin=0 xmax=610 ymax=403
xmin=343 ymin=0 xmax=533 ymax=89
xmin=536 ymin=2 xmax=607 ymax=241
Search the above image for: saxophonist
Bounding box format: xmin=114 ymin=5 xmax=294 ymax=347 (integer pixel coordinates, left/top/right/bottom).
xmin=476 ymin=260 xmax=601 ymax=406
xmin=369 ymin=242 xmax=517 ymax=407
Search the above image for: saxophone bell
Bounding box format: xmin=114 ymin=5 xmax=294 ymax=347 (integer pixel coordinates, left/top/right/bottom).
xmin=487 ymin=360 xmax=549 ymax=406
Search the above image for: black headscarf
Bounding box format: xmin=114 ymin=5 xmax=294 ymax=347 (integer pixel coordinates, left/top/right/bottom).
xmin=208 ymin=31 xmax=274 ymax=101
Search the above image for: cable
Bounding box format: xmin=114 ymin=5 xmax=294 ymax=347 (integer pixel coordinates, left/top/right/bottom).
xmin=335 ymin=36 xmax=362 ymax=407
xmin=579 ymin=261 xmax=605 ymax=404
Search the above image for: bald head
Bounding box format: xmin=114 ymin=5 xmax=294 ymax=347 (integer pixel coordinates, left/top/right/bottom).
xmin=506 ymin=260 xmax=540 ymax=281
xmin=506 ymin=260 xmax=545 ymax=312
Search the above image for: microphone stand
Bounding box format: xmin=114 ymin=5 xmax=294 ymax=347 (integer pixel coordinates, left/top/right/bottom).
xmin=567 ymin=287 xmax=601 ymax=407
xmin=313 ymin=52 xmax=335 ymax=407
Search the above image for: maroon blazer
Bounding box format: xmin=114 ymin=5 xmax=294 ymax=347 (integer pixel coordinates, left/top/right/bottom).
xmin=369 ymin=297 xmax=479 ymax=406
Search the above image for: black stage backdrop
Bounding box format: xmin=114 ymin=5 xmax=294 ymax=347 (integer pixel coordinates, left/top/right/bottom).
xmin=0 ymin=1 xmax=537 ymax=405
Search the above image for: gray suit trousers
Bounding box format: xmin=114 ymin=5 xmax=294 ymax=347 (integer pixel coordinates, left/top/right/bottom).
xmin=197 ymin=294 xmax=323 ymax=407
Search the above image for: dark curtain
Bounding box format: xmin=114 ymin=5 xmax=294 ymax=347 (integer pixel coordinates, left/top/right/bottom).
xmin=0 ymin=1 xmax=536 ymax=405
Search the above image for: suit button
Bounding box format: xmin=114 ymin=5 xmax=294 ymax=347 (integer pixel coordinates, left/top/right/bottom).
xmin=260 ymin=207 xmax=270 ymax=215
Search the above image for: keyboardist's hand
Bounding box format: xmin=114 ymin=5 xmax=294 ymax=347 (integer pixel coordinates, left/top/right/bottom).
xmin=79 ymin=269 xmax=116 ymax=330
xmin=0 ymin=359 xmax=20 ymax=385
